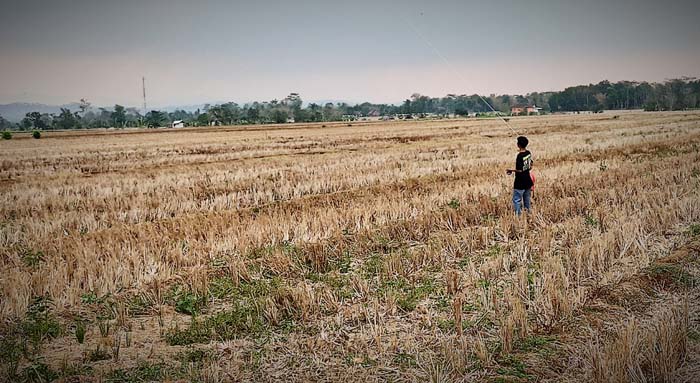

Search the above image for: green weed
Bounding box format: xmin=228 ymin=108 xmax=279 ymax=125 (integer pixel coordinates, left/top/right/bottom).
xmin=237 ymin=277 xmax=280 ymax=299
xmin=515 ymin=335 xmax=556 ymax=353
xmin=208 ymin=303 xmax=266 ymax=341
xmin=128 ymin=293 xmax=155 ymax=315
xmin=164 ymin=319 xmax=212 ymax=346
xmin=485 ymin=244 xmax=502 ymax=257
xmin=74 ymin=320 xmax=86 ymax=344
xmin=22 ymin=361 xmax=58 ymax=383
xmin=165 ymin=300 xmax=268 ymax=346
xmin=168 ymin=285 xmax=207 ymax=316
xmin=393 ymin=352 xmax=417 ymax=368
xmin=687 ymin=223 xmax=700 ymax=237
xmin=362 ymin=254 xmax=383 ymax=277
xmin=80 ymin=291 xmax=109 ymax=305
xmin=335 ymin=251 xmax=353 ymax=274
xmin=496 ymin=355 xmax=530 ymax=380
xmin=584 ymin=214 xmax=599 ymax=228
xmin=646 ymin=264 xmax=694 ymax=288
xmin=20 ymin=250 xmax=45 ymax=268
xmin=447 ymin=198 xmax=460 ymax=209
xmin=688 ymin=328 xmax=700 ymax=342
xmin=177 ymin=347 xmax=215 ymax=369
xmin=105 ymin=362 xmax=171 ymax=382
xmin=383 ymin=277 xmax=437 ymax=312
xmin=0 ymin=331 xmax=25 ymax=379
xmin=22 ymin=296 xmax=62 ymax=347
xmin=208 ymin=276 xmax=238 ymax=299
xmin=57 ymin=362 xmax=93 ymax=379
xmin=85 ymin=346 xmax=110 ymax=362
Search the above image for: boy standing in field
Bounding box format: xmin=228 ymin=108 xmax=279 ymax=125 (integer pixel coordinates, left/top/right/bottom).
xmin=506 ymin=136 xmax=534 ymax=215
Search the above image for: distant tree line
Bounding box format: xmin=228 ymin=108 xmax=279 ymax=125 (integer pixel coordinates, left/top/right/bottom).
xmin=2 ymin=78 xmax=698 ymax=131
xmin=548 ymin=77 xmax=700 ymax=112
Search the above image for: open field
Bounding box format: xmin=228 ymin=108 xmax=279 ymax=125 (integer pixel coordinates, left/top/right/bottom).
xmin=1 ymin=111 xmax=700 ymax=382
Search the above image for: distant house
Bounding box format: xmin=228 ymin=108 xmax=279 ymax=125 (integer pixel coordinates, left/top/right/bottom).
xmin=171 ymin=120 xmax=185 ymax=128
xmin=511 ymin=104 xmax=542 ymax=115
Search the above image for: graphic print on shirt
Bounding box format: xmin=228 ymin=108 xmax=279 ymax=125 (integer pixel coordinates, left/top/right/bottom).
xmin=522 ymin=153 xmax=532 ymax=172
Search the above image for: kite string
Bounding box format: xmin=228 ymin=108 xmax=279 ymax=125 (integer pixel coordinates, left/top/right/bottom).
xmin=401 ymin=15 xmax=520 ymax=136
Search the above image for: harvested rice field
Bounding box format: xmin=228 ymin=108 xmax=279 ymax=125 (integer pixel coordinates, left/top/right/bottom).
xmin=1 ymin=111 xmax=700 ymax=382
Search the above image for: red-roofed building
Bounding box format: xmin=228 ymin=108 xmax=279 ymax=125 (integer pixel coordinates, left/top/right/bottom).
xmin=511 ymin=104 xmax=542 ymax=115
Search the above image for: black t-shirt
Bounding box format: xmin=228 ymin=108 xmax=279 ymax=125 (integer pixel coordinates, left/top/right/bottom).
xmin=514 ymin=150 xmax=533 ymax=190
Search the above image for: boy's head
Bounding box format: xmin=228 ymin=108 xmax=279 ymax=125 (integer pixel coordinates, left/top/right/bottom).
xmin=517 ymin=136 xmax=529 ymax=149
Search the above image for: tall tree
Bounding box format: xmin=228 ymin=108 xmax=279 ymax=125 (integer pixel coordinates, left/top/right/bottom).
xmin=283 ymin=93 xmax=303 ymax=109
xmin=78 ymin=98 xmax=91 ymax=116
xmin=0 ymin=114 xmax=14 ymax=130
xmin=111 ymin=105 xmax=127 ymax=127
xmin=145 ymin=110 xmax=167 ymax=128
xmin=53 ymin=108 xmax=81 ymax=129
xmin=271 ymin=109 xmax=288 ymax=124
xmin=24 ymin=112 xmax=52 ymax=130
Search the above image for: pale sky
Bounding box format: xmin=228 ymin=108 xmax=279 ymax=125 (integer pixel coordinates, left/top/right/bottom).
xmin=1 ymin=0 xmax=699 ymax=107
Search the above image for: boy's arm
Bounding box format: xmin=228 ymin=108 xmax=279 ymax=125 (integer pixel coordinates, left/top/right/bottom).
xmin=509 ymin=160 xmax=534 ymax=173
xmin=507 ymin=154 xmax=522 ymax=174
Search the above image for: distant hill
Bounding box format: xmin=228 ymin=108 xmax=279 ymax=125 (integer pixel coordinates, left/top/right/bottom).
xmin=0 ymin=102 xmax=81 ymax=122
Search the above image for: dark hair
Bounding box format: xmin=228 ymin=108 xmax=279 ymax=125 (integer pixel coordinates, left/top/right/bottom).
xmin=517 ymin=136 xmax=528 ymax=148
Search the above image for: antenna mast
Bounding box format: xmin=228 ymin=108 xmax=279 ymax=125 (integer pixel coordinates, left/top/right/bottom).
xmin=142 ymin=76 xmax=147 ymax=116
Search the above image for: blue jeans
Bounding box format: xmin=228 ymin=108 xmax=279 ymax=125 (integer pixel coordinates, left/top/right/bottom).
xmin=513 ymin=189 xmax=531 ymax=215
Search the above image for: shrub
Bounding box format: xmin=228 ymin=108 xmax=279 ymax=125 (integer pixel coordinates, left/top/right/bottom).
xmin=32 ymin=130 xmax=41 ymax=139
xmin=2 ymin=131 xmax=11 ymax=140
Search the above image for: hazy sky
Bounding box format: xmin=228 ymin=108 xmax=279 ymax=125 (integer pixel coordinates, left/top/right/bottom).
xmin=1 ymin=0 xmax=699 ymax=107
